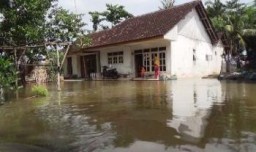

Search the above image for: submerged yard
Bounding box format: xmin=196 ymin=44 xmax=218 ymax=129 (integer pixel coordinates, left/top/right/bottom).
xmin=0 ymin=80 xmax=256 ymax=152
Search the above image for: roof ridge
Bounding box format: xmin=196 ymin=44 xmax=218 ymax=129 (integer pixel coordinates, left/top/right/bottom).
xmin=120 ymin=0 xmax=201 ymax=26
xmin=91 ymin=0 xmax=200 ymax=35
xmin=128 ymin=0 xmax=200 ymax=20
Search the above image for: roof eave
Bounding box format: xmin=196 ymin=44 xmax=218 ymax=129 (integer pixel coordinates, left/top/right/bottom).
xmin=83 ymin=35 xmax=164 ymax=50
xmin=195 ymin=1 xmax=219 ymax=44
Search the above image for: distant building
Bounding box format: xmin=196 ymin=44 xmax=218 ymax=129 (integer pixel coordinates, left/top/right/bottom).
xmin=64 ymin=1 xmax=223 ymax=79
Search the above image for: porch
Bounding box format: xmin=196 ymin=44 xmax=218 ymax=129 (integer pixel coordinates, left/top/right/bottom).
xmin=63 ymin=38 xmax=173 ymax=80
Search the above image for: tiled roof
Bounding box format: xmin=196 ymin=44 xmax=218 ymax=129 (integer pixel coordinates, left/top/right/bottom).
xmin=86 ymin=1 xmax=217 ymax=49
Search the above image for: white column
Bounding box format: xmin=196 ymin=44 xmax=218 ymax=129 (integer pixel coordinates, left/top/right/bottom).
xmin=72 ymin=55 xmax=79 ymax=76
xmin=166 ymin=41 xmax=172 ymax=75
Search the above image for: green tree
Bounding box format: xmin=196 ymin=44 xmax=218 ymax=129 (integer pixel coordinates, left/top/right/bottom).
xmin=0 ymin=0 xmax=57 ymax=86
xmin=0 ymin=0 xmax=56 ymax=46
xmin=205 ymin=0 xmax=226 ymax=32
xmin=88 ymin=4 xmax=133 ymax=30
xmin=224 ymin=0 xmax=248 ymax=53
xmin=206 ymin=0 xmax=256 ymax=53
xmin=206 ymin=0 xmax=256 ymax=71
xmin=45 ymin=7 xmax=87 ymax=90
xmin=205 ymin=0 xmax=225 ymax=18
xmin=0 ymin=1 xmax=88 ymax=88
xmin=0 ymin=57 xmax=17 ymax=101
xmin=159 ymin=0 xmax=175 ymax=9
xmin=102 ymin=4 xmax=133 ymax=27
xmin=243 ymin=6 xmax=256 ymax=36
xmin=89 ymin=11 xmax=104 ymax=32
xmin=45 ymin=7 xmax=86 ymax=43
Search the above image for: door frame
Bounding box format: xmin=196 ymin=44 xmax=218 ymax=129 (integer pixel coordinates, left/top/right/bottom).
xmin=80 ymin=52 xmax=100 ymax=78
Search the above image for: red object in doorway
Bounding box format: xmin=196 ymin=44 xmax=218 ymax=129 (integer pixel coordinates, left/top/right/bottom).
xmin=154 ymin=65 xmax=159 ymax=79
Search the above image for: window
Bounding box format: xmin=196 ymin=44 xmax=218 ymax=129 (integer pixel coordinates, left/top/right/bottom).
xmin=193 ymin=49 xmax=196 ymax=61
xmin=206 ymin=55 xmax=213 ymax=61
xmin=144 ymin=53 xmax=151 ymax=72
xmin=108 ymin=51 xmax=123 ymax=64
xmin=134 ymin=47 xmax=166 ymax=72
xmin=193 ymin=49 xmax=197 ymax=66
xmin=159 ymin=52 xmax=166 ymax=71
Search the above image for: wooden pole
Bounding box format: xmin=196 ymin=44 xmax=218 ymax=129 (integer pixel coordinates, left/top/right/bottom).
xmin=60 ymin=45 xmax=70 ymax=69
xmin=57 ymin=48 xmax=61 ymax=91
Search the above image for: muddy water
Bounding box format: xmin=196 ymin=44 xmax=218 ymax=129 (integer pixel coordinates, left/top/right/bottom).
xmin=0 ymin=80 xmax=256 ymax=152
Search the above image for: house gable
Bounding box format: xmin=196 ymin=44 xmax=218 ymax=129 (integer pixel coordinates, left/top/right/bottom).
xmin=164 ymin=3 xmax=218 ymax=45
xmin=177 ymin=8 xmax=212 ymax=44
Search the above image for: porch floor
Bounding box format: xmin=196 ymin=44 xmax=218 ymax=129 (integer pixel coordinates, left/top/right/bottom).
xmin=63 ymin=77 xmax=160 ymax=81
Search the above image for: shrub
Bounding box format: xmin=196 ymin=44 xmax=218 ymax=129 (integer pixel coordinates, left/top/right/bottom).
xmin=31 ymin=85 xmax=49 ymax=97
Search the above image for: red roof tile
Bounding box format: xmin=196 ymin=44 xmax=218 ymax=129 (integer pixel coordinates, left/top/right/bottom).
xmin=86 ymin=1 xmax=217 ymax=49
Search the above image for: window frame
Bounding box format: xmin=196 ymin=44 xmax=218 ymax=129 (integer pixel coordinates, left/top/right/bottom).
xmin=108 ymin=51 xmax=124 ymax=64
xmin=134 ymin=47 xmax=167 ymax=72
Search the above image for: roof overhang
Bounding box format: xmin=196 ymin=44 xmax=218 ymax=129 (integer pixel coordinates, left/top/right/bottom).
xmin=69 ymin=36 xmax=164 ymax=55
xmin=195 ymin=1 xmax=219 ymax=44
xmin=83 ymin=36 xmax=163 ymax=50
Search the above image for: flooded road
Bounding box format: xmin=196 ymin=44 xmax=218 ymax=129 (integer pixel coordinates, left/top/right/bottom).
xmin=0 ymin=80 xmax=256 ymax=152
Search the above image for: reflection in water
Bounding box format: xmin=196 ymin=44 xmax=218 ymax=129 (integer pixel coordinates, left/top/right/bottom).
xmin=167 ymin=80 xmax=222 ymax=142
xmin=0 ymin=80 xmax=256 ymax=152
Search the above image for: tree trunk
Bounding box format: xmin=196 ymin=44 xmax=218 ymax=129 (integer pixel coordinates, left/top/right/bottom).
xmin=226 ymin=41 xmax=234 ymax=73
xmin=57 ymin=49 xmax=61 ymax=91
xmin=14 ymin=48 xmax=19 ymax=88
xmin=0 ymin=87 xmax=4 ymax=101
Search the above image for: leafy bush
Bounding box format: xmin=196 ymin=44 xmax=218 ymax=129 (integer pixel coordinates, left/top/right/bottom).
xmin=31 ymin=85 xmax=49 ymax=97
xmin=0 ymin=58 xmax=17 ymax=89
xmin=0 ymin=57 xmax=18 ymax=101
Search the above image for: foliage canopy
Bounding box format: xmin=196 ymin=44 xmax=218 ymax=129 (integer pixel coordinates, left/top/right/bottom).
xmin=206 ymin=0 xmax=256 ymax=54
xmin=159 ymin=0 xmax=176 ymax=9
xmin=89 ymin=4 xmax=133 ymax=31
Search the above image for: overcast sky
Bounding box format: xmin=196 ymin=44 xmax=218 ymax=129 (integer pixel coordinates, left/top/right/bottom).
xmin=58 ymin=0 xmax=253 ymax=30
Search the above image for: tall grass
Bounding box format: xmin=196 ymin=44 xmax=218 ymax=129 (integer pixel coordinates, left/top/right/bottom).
xmin=31 ymin=85 xmax=49 ymax=97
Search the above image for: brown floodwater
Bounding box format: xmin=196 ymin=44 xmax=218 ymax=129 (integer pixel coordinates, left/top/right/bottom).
xmin=0 ymin=80 xmax=256 ymax=152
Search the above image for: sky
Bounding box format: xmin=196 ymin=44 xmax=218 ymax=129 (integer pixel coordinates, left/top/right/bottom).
xmin=58 ymin=0 xmax=253 ymax=30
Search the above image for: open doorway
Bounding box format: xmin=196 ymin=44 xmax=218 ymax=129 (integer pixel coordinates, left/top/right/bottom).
xmin=67 ymin=57 xmax=73 ymax=77
xmin=135 ymin=54 xmax=143 ymax=77
xmin=80 ymin=54 xmax=97 ymax=78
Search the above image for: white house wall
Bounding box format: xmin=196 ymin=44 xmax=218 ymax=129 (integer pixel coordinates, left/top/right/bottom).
xmin=165 ymin=9 xmax=223 ymax=78
xmin=99 ymin=39 xmax=170 ymax=77
xmin=100 ymin=46 xmax=133 ymax=75
xmin=64 ymin=55 xmax=81 ymax=77
xmin=212 ymin=42 xmax=224 ymax=73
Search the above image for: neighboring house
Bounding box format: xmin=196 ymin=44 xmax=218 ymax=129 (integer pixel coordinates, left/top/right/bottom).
xmin=64 ymin=1 xmax=224 ymax=79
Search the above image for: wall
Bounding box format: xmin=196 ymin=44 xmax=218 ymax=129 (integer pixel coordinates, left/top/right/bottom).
xmin=165 ymin=9 xmax=224 ymax=78
xmin=98 ymin=39 xmax=170 ymax=78
xmin=63 ymin=55 xmax=81 ymax=78
xmin=100 ymin=46 xmax=133 ymax=75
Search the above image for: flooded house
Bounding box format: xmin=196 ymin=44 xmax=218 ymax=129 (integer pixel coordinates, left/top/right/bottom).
xmin=63 ymin=1 xmax=224 ymax=80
